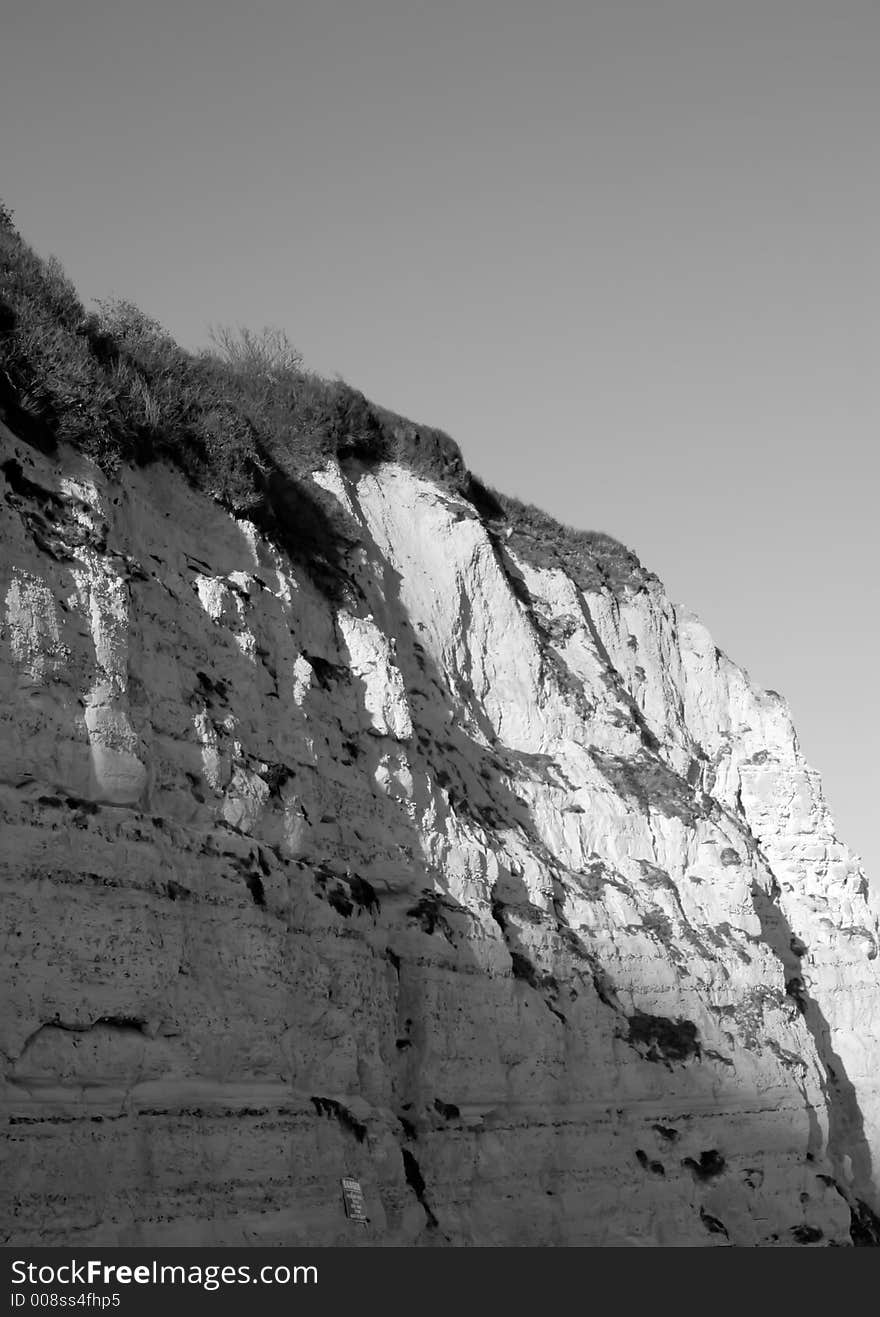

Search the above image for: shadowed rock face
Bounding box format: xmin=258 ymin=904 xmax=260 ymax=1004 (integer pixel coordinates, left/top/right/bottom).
xmin=1 ymin=423 xmax=878 ymax=1247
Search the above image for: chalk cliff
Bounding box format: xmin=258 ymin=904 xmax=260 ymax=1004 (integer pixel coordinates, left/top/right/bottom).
xmin=1 ymin=418 xmax=878 ymax=1247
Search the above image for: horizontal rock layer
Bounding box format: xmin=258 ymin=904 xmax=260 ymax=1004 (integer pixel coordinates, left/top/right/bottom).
xmin=1 ymin=424 xmax=878 ymax=1246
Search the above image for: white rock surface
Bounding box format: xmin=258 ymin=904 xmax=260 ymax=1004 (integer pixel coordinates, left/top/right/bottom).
xmin=1 ymin=430 xmax=877 ymax=1247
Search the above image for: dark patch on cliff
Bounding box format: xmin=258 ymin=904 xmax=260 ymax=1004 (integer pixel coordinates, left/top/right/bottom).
xmin=310 ymin=1097 xmax=368 ymax=1143
xmin=433 ymin=1099 xmax=460 ymax=1121
xmin=401 ymin=1148 xmax=439 ymax=1229
xmin=850 ymin=1198 xmax=880 ymax=1246
xmin=627 ymin=1012 xmax=701 ymax=1063
xmin=790 ymin=1224 xmax=824 ymax=1244
xmin=682 ymin=1150 xmax=726 ymax=1181
xmin=635 ymin=1150 xmax=666 ymax=1175
xmin=489 ymin=895 xmax=567 ymax=1023
xmin=591 ymin=750 xmax=705 ymax=825
xmin=700 ymin=1208 xmax=729 ymax=1238
xmin=406 ymin=891 xmax=469 ymax=943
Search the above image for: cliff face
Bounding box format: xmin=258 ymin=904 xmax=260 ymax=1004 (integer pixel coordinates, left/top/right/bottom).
xmin=1 ymin=420 xmax=878 ymax=1247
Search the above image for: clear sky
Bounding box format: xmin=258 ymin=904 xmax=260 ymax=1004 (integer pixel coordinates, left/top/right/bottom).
xmin=2 ymin=1 xmax=877 ymax=878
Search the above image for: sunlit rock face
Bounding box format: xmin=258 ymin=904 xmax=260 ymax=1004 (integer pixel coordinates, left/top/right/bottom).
xmin=1 ymin=424 xmax=878 ymax=1247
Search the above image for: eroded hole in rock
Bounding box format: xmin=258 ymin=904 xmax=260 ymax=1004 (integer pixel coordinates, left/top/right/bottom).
xmin=64 ymin=795 xmax=100 ymax=815
xmin=682 ymin=1150 xmax=726 ymax=1181
xmin=244 ymin=873 xmax=266 ymax=908
xmin=790 ymin=1224 xmax=824 ymax=1244
xmin=93 ymin=1016 xmax=147 ymax=1034
xmin=258 ymin=763 xmax=292 ymax=797
xmin=303 ymin=653 xmax=349 ymax=690
xmin=195 ymin=670 xmax=229 ymax=703
xmin=700 ymin=1208 xmax=729 ymax=1238
xmin=635 ymin=1149 xmax=665 ymax=1176
xmin=433 ymin=1099 xmax=459 ymax=1120
xmin=326 ymin=874 xmax=380 ymax=920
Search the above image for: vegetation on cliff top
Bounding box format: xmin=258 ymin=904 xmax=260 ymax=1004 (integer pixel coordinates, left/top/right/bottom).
xmin=0 ymin=201 xmax=652 ymax=595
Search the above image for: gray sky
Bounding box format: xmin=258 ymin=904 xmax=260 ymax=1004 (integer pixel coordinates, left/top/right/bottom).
xmin=3 ymin=0 xmax=877 ymax=878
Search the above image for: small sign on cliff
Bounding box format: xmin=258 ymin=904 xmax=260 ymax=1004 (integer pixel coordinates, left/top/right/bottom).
xmin=341 ymin=1176 xmax=368 ymax=1223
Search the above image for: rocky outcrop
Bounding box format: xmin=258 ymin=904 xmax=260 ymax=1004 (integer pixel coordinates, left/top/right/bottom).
xmin=1 ymin=421 xmax=878 ymax=1246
